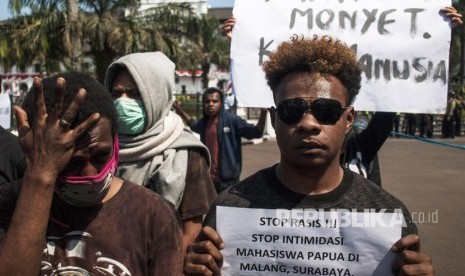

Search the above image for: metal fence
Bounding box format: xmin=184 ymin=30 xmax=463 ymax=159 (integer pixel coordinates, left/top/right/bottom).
xmin=392 ymin=113 xmax=464 ymax=137
xmin=174 ymin=93 xmax=203 ymax=121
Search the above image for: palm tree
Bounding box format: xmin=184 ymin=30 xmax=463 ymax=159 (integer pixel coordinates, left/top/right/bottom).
xmin=3 ymin=0 xmax=199 ymax=80
xmin=7 ymin=0 xmax=78 ymax=72
xmin=83 ymin=1 xmax=197 ymax=80
xmin=450 ymin=0 xmax=465 ymax=84
xmin=182 ymin=14 xmax=230 ymax=90
xmin=65 ymin=0 xmax=81 ymax=71
xmin=0 ymin=19 xmax=21 ymax=73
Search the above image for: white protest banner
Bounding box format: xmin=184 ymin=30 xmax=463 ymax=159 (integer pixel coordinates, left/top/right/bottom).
xmin=0 ymin=93 xmax=11 ymax=129
xmin=217 ymin=206 xmax=404 ymax=276
xmin=231 ymin=0 xmax=451 ymax=113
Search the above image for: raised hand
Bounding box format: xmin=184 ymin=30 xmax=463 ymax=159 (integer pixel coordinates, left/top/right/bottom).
xmin=222 ymin=17 xmax=236 ymax=39
xmin=440 ymin=6 xmax=463 ymax=28
xmin=14 ymin=77 xmax=100 ymax=184
xmin=392 ymin=234 xmax=435 ymax=276
xmin=184 ymin=226 xmax=224 ymax=276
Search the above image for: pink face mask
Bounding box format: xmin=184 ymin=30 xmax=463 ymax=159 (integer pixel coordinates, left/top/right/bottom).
xmin=55 ymin=136 xmax=119 ymax=207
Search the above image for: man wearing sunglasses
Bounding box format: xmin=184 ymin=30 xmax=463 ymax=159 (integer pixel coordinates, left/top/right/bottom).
xmin=221 ymin=7 xmax=462 ymax=190
xmin=184 ymin=36 xmax=434 ymax=275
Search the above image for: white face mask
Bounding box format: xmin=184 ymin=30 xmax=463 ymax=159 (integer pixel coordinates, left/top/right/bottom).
xmin=55 ymin=136 xmax=119 ymax=207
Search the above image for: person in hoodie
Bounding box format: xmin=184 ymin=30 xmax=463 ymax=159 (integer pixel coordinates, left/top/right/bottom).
xmin=104 ymin=52 xmax=217 ymax=254
xmin=174 ymin=87 xmax=268 ymax=193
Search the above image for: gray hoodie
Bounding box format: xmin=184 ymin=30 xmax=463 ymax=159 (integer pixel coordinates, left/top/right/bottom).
xmin=105 ymin=52 xmax=210 ymax=208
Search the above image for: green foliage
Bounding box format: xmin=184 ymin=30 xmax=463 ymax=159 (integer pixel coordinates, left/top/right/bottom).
xmin=174 ymin=93 xmax=203 ymax=120
xmin=2 ymin=0 xmax=230 ymax=83
xmin=176 ymin=14 xmax=230 ymax=90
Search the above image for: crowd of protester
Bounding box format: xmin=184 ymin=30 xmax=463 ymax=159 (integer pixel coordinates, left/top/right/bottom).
xmin=0 ymin=5 xmax=462 ymax=276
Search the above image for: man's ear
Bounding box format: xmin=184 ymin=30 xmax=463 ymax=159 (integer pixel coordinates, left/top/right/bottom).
xmin=269 ymin=107 xmax=276 ymax=130
xmin=345 ymin=107 xmax=355 ymax=134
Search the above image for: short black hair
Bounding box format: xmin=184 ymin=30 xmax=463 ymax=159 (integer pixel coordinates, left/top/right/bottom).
xmin=202 ymin=87 xmax=224 ymax=103
xmin=22 ymin=72 xmax=118 ymax=136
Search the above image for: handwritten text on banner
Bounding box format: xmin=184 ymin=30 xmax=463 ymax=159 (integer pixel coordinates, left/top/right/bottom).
xmin=231 ymin=0 xmax=451 ymax=113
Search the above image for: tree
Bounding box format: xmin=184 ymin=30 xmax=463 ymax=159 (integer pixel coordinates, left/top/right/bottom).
xmin=0 ymin=19 xmax=21 ymax=73
xmin=181 ymin=14 xmax=230 ymax=90
xmin=65 ymin=0 xmax=81 ymax=71
xmin=6 ymin=0 xmax=78 ymax=72
xmin=452 ymin=0 xmax=465 ymax=84
xmin=84 ymin=1 xmax=197 ymax=80
xmin=3 ymin=0 xmax=199 ymax=80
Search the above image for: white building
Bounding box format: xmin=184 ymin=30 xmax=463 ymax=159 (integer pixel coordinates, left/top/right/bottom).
xmin=139 ymin=0 xmax=208 ymax=15
xmin=139 ymin=0 xmax=231 ymax=95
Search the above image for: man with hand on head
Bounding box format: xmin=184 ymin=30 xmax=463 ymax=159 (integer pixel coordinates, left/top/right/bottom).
xmin=0 ymin=72 xmax=183 ymax=275
xmin=184 ymin=36 xmax=434 ymax=276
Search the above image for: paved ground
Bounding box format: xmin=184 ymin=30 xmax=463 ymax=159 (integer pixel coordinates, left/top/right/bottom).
xmin=241 ymin=136 xmax=465 ymax=275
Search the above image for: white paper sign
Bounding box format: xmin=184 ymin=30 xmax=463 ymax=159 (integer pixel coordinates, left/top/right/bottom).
xmin=231 ymin=0 xmax=451 ymax=113
xmin=0 ymin=93 xmax=11 ymax=129
xmin=217 ymin=206 xmax=404 ymax=276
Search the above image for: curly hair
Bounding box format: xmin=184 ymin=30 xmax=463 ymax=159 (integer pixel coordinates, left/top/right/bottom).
xmin=22 ymin=72 xmax=118 ymax=136
xmin=262 ymin=35 xmax=361 ymax=105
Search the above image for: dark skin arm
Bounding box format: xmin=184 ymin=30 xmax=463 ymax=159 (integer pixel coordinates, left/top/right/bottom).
xmin=255 ymin=108 xmax=268 ymax=134
xmin=440 ymin=6 xmax=463 ymax=27
xmin=173 ymin=100 xmax=193 ymax=123
xmin=184 ymin=226 xmax=224 ymax=276
xmin=182 ymin=216 xmax=203 ymax=256
xmin=222 ymin=17 xmax=236 ymax=39
xmin=392 ymin=234 xmax=435 ymax=276
xmin=184 ymin=230 xmax=435 ymax=275
xmin=0 ymin=77 xmax=99 ymax=275
xmin=174 ymin=100 xmax=268 ymax=132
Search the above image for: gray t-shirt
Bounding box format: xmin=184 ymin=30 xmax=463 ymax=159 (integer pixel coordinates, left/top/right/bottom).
xmin=204 ymin=165 xmax=417 ymax=237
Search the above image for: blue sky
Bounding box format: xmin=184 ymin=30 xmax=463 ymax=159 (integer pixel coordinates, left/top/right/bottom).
xmin=0 ymin=2 xmax=10 ymax=20
xmin=0 ymin=0 xmax=234 ymax=20
xmin=209 ymin=0 xmax=234 ymax=8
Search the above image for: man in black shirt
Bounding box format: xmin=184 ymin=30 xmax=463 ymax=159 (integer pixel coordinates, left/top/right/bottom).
xmin=184 ymin=36 xmax=434 ymax=276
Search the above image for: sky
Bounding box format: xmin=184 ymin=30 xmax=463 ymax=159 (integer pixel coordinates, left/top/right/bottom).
xmin=208 ymin=0 xmax=234 ymax=8
xmin=0 ymin=1 xmax=10 ymax=20
xmin=0 ymin=0 xmax=234 ymax=20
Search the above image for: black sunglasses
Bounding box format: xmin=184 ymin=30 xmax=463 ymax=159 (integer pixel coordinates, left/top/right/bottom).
xmin=274 ymin=98 xmax=349 ymax=125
